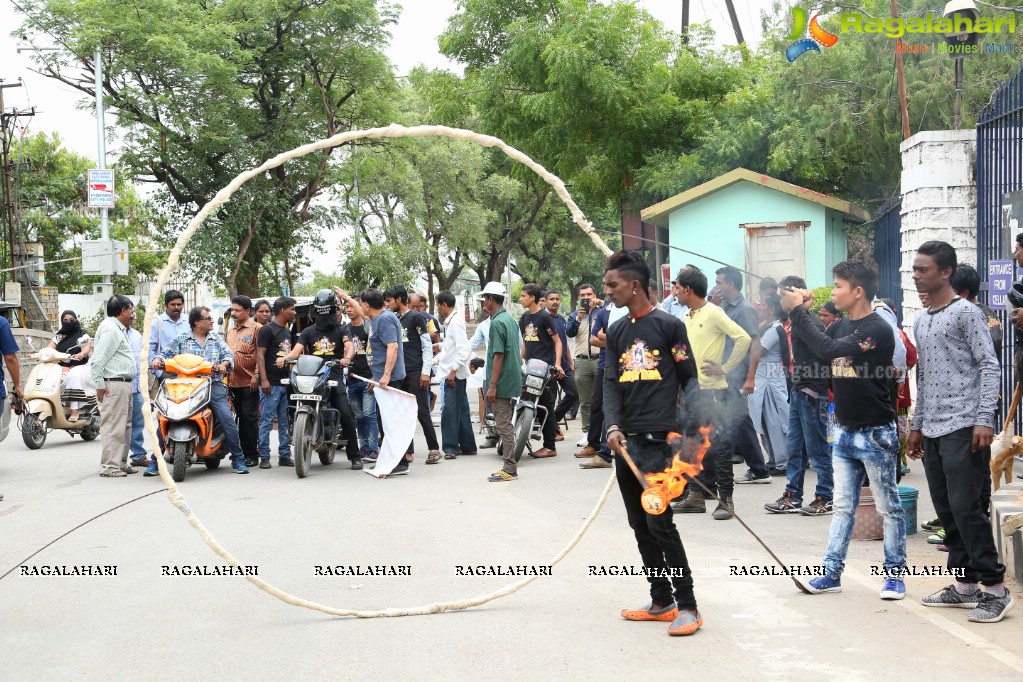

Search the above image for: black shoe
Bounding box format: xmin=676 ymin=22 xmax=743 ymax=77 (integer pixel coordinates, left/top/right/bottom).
xmin=244 ymin=456 xmax=258 ymax=468
xmin=921 ymin=517 xmax=942 ymax=531
xmin=767 ymin=467 xmax=787 ymax=477
xmin=387 ymin=462 xmax=410 ymax=477
xmin=735 ymin=469 xmax=771 ymax=484
xmin=798 ymin=496 xmax=833 ymax=515
xmin=351 ymin=459 xmax=363 ymax=470
xmin=279 ymin=458 xmax=295 ymax=467
xmin=259 ymin=458 xmax=271 ymax=469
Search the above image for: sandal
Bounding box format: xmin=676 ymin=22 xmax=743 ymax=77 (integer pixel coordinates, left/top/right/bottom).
xmin=426 ymin=452 xmax=443 ymax=464
xmin=443 ymin=452 xmax=458 ymax=460
xmin=99 ymin=469 xmax=127 ymax=477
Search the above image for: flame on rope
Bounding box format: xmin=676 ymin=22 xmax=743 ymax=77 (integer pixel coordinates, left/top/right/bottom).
xmin=640 ymin=427 xmax=712 ymax=515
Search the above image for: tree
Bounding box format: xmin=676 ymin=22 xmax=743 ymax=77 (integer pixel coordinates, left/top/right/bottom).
xmin=15 ymin=132 xmax=165 ymax=293
xmin=16 ymin=0 xmax=399 ymax=296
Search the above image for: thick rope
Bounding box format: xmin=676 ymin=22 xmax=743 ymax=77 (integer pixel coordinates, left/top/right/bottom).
xmin=138 ymin=124 xmax=616 ymax=617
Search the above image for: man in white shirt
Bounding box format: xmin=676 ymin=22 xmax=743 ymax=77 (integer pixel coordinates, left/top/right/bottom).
xmin=434 ymin=290 xmax=477 ymax=459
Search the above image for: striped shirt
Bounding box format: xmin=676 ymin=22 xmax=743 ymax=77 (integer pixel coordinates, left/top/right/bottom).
xmin=90 ymin=317 xmax=137 ymax=389
xmin=162 ymin=331 xmax=235 ymax=371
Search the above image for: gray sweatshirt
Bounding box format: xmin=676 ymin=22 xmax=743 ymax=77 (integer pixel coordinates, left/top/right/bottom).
xmin=910 ymin=298 xmax=999 ymax=438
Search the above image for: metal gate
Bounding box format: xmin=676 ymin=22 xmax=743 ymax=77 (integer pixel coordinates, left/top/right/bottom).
xmin=873 ymin=196 xmax=903 ymax=325
xmin=977 ymin=63 xmax=1023 ymax=422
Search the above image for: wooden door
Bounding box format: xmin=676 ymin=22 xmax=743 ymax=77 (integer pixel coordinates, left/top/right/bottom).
xmin=743 ymin=222 xmax=807 ymax=291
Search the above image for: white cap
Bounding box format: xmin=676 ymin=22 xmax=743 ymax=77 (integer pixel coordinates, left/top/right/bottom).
xmin=476 ymin=282 xmax=507 ymax=298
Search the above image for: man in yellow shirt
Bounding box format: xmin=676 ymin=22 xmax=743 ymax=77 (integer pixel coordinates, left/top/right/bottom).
xmin=672 ymin=267 xmax=751 ymax=518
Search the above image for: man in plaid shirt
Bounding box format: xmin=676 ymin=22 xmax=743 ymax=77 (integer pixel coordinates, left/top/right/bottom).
xmin=151 ymin=305 xmax=249 ymax=474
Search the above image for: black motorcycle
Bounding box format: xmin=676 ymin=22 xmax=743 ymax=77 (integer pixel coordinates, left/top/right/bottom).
xmin=497 ymin=358 xmax=554 ymax=462
xmin=284 ymin=356 xmax=340 ymax=478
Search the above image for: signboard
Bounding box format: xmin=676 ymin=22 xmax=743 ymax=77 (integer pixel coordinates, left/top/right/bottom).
xmin=661 ymin=264 xmax=671 ymax=300
xmin=87 ymin=169 xmax=115 ymax=208
xmin=988 ymin=259 xmax=1013 ymax=310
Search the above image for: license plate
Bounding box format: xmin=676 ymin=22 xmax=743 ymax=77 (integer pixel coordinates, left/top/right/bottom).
xmin=290 ymin=394 xmax=322 ymax=401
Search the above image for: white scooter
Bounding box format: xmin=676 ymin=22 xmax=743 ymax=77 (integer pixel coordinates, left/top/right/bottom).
xmin=21 ymin=347 xmax=100 ymax=449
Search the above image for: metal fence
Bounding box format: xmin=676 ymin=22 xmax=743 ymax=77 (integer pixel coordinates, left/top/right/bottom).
xmin=873 ymin=196 xmax=903 ymax=325
xmin=977 ymin=62 xmax=1023 ymax=423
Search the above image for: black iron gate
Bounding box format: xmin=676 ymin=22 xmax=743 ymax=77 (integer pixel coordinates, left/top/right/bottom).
xmin=977 ymin=63 xmax=1023 ymax=421
xmin=873 ymin=196 xmax=903 ymax=325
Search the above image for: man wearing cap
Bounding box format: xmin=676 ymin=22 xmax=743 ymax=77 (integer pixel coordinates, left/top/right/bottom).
xmin=477 ymin=282 xmax=524 ymax=481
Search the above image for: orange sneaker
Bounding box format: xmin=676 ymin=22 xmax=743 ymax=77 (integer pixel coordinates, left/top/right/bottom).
xmin=621 ymin=602 xmax=678 ymax=622
xmin=667 ymin=609 xmax=703 ymax=636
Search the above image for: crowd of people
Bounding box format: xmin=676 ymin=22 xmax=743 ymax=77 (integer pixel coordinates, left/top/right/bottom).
xmin=0 ymin=239 xmax=1017 ymax=634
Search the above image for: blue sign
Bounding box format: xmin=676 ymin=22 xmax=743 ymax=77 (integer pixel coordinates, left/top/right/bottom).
xmin=988 ymin=259 xmax=1014 ymax=310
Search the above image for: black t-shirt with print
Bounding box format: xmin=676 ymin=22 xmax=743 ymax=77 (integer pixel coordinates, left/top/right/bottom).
xmin=344 ymin=322 xmax=372 ymax=378
xmin=603 ymin=308 xmax=698 ymax=434
xmin=257 ymin=321 xmax=293 ymax=385
xmin=298 ymin=325 xmax=346 ymax=380
xmin=789 ymin=306 xmax=896 ymax=428
xmin=519 ymin=309 xmax=559 ymax=366
xmin=399 ymin=310 xmax=430 ymax=376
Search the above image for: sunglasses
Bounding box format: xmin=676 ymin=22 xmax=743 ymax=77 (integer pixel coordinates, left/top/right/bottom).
xmin=199 ymin=316 xmax=213 ymax=322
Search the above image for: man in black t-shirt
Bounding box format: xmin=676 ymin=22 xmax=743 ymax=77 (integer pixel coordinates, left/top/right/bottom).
xmin=519 ymin=283 xmax=564 ymax=457
xmin=385 ymin=285 xmax=440 ymax=463
xmin=257 ymin=297 xmax=297 ymax=468
xmin=783 ymin=259 xmax=908 ymax=600
xmin=343 ymin=297 xmax=378 ymax=461
xmin=283 ymin=290 xmax=361 ymax=468
xmin=602 ymin=250 xmax=702 ymax=637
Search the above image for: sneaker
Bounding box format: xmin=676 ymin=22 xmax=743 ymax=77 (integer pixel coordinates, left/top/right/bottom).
xmin=667 ymin=609 xmax=703 ymax=636
xmin=765 ymin=492 xmax=802 ymax=514
xmin=351 ymin=459 xmax=364 ymax=470
xmin=921 ymin=517 xmax=943 ymax=531
xmin=143 ymin=459 xmax=160 ymax=477
xmin=712 ymin=497 xmax=733 ymax=520
xmin=361 ymin=453 xmax=378 ymax=463
xmin=735 ymin=469 xmax=771 ymax=484
xmin=232 ymin=459 xmax=250 ymax=474
xmin=799 ymin=496 xmax=834 ymax=516
xmin=130 ymin=456 xmax=149 ymax=467
xmin=621 ymin=602 xmax=677 ymax=622
xmin=576 ymin=435 xmax=589 ymax=447
xmin=488 ymin=470 xmax=518 ymax=482
xmin=244 ymin=456 xmax=258 ymax=467
xmin=880 ymin=577 xmax=906 ymax=600
xmin=922 ymin=584 xmax=980 ymax=608
xmin=259 ymin=458 xmax=272 ymax=469
xmin=387 ymin=462 xmax=410 ymax=477
xmin=767 ymin=467 xmax=787 ymax=477
xmin=927 ymin=529 xmax=946 ymax=544
xmin=967 ymin=590 xmax=1015 ymax=623
xmin=279 ymin=458 xmax=295 ymax=467
xmin=799 ymin=574 xmax=842 ymax=594
xmin=580 ymin=455 xmax=611 ymax=469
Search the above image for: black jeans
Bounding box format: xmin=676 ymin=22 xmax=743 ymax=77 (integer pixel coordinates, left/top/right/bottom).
xmin=587 ymin=367 xmax=612 ymax=463
xmin=922 ymin=427 xmax=1005 ymax=585
xmin=694 ymin=389 xmax=735 ymax=498
xmin=615 ymin=435 xmax=697 ymax=611
xmin=553 ymin=370 xmax=579 ymax=423
xmin=538 ymin=383 xmax=557 ymax=449
xmin=229 ymin=386 xmax=261 ymax=459
xmin=397 ymin=374 xmax=439 ymax=453
xmin=330 ymin=385 xmax=360 ymax=461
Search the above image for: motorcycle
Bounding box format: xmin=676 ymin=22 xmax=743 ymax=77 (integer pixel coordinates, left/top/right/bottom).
xmin=153 ymin=352 xmax=227 ymax=482
xmin=284 ymin=356 xmax=340 ymax=478
xmin=497 ymin=358 xmax=554 ymax=462
xmin=21 ymin=347 xmax=100 ymax=449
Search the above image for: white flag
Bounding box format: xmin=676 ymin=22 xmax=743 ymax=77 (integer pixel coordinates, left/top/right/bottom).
xmin=352 ymin=375 xmax=418 ymax=478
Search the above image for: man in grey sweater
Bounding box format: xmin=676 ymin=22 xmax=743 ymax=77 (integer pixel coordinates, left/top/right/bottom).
xmin=907 ymin=241 xmax=1010 ymax=623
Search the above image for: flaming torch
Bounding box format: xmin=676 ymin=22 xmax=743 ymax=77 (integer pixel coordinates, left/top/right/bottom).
xmin=627 ymin=427 xmax=712 ymax=515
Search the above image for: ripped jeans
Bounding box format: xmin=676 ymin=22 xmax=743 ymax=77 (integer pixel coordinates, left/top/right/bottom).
xmin=822 ymin=421 xmax=907 ymax=580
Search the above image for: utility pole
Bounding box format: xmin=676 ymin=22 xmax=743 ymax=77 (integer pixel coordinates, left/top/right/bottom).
xmin=94 ymin=47 xmax=112 ymax=294
xmin=891 ymin=0 xmax=911 ymax=139
xmin=681 ymin=0 xmax=690 ymax=44
xmin=0 ymin=78 xmax=30 ymax=290
xmin=722 ymin=0 xmax=745 ymax=45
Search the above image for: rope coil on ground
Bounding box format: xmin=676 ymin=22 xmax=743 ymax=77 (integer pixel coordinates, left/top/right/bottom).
xmin=138 ymin=124 xmax=617 ymax=618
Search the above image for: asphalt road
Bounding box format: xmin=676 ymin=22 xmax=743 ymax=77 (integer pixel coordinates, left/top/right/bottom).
xmin=2 ymin=417 xmax=1021 ymax=681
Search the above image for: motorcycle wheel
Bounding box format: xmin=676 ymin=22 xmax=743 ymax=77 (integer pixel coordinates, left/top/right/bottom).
xmin=204 ymin=457 xmax=221 ymax=470
xmin=293 ymin=412 xmax=313 ymax=478
xmin=511 ymin=405 xmax=535 ymax=463
xmin=172 ymin=441 xmax=190 ymax=482
xmin=319 ymin=439 xmax=336 ymax=466
xmin=22 ymin=414 xmax=47 ymax=449
xmin=80 ymin=428 xmax=99 ymax=441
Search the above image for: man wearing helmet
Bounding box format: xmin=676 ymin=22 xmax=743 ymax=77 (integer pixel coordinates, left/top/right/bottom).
xmin=281 ymin=289 xmax=362 ymax=469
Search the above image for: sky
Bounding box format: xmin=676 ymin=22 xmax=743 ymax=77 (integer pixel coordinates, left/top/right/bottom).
xmin=0 ymin=0 xmax=777 ymax=275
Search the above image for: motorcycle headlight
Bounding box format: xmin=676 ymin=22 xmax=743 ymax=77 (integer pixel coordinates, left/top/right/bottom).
xmin=294 ymin=375 xmax=318 ymax=393
xmin=525 ymin=375 xmax=544 ymax=390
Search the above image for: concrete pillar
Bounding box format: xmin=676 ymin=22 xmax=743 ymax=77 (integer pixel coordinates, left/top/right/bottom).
xmin=899 ymin=129 xmax=977 ymax=334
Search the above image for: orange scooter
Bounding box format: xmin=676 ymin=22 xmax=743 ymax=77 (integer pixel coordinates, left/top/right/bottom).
xmin=152 ymin=353 xmax=226 ymax=482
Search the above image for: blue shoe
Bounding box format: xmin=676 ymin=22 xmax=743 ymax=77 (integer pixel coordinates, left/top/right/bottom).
xmin=143 ymin=459 xmax=160 ymax=477
xmin=880 ymin=577 xmax=906 ymax=600
xmin=799 ymin=574 xmax=842 ymax=594
xmin=232 ymin=459 xmax=250 ymax=474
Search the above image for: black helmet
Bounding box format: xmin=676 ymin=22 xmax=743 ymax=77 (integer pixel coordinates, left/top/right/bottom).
xmin=1008 ymin=283 xmax=1023 ymax=312
xmin=312 ymin=289 xmax=338 ymax=317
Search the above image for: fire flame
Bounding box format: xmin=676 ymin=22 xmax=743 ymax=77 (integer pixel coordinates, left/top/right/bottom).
xmin=641 ymin=426 xmax=712 ymax=515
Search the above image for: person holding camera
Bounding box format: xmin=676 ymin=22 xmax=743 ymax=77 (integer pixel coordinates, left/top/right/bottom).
xmin=567 ymin=284 xmax=601 ymax=441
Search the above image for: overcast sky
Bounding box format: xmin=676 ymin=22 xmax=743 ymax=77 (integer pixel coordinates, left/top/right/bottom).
xmin=1 ymin=0 xmax=776 ymax=276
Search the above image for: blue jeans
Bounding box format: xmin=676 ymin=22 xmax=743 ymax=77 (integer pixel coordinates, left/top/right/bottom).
xmin=347 ymin=378 xmax=378 ymax=454
xmin=258 ymin=385 xmax=291 ymax=459
xmin=441 ymin=378 xmax=477 ymax=455
xmin=784 ymin=390 xmax=833 ymax=502
xmin=130 ymin=391 xmax=147 ymax=460
xmin=823 ymin=421 xmax=906 ymax=579
xmin=208 ymin=381 xmax=244 ymax=461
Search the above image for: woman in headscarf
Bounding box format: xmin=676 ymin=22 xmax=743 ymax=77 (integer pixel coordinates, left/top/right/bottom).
xmin=48 ymin=310 xmax=93 ymax=421
xmin=748 ymin=294 xmax=790 ymax=472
